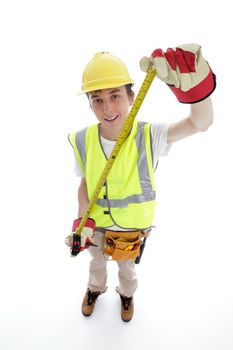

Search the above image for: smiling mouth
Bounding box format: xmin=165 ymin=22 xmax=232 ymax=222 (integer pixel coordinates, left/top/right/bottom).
xmin=104 ymin=115 xmax=119 ymax=122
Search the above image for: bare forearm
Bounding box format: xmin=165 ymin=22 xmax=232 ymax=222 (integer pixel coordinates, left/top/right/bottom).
xmin=190 ymin=96 xmax=213 ymax=132
xmin=167 ymin=97 xmax=214 ymax=143
xmin=77 ymin=177 xmax=89 ymax=217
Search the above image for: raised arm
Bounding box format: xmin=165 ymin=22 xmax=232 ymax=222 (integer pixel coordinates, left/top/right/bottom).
xmin=140 ymin=43 xmax=216 ymax=144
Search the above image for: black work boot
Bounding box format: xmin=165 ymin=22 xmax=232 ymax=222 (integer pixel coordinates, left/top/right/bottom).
xmin=120 ymin=294 xmax=134 ymax=322
xmin=82 ymin=288 xmax=100 ymax=317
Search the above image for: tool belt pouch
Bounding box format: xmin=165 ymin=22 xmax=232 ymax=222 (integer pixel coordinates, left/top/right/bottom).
xmin=104 ymin=230 xmax=141 ymax=260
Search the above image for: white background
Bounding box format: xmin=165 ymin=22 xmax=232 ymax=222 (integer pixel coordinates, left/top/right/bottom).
xmin=0 ymin=0 xmax=232 ymax=349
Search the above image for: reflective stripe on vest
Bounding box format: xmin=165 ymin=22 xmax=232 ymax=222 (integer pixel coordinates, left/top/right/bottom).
xmin=68 ymin=121 xmax=156 ymax=229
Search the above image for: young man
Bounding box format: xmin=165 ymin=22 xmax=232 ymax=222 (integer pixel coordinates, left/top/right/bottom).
xmin=65 ymin=44 xmax=216 ymax=322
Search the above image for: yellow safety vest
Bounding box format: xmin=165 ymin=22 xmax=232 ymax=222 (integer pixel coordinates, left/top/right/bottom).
xmin=68 ymin=121 xmax=156 ymax=229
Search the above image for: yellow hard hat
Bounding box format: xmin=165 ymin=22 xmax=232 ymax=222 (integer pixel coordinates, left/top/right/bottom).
xmin=80 ymin=52 xmax=134 ymax=93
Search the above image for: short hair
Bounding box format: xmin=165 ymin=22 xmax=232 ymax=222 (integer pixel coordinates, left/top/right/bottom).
xmin=125 ymin=83 xmax=134 ymax=97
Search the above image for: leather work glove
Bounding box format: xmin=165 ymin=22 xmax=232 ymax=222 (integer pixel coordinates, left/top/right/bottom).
xmin=65 ymin=218 xmax=96 ymax=255
xmin=140 ymin=43 xmax=216 ymax=103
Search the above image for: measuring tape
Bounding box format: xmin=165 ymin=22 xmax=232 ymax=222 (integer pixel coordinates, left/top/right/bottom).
xmin=75 ymin=65 xmax=157 ymax=236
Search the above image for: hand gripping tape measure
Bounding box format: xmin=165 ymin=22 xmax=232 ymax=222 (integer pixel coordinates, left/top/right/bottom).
xmin=74 ymin=65 xmax=157 ymax=237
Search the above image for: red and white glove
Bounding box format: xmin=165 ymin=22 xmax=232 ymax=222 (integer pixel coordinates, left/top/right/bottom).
xmin=140 ymin=43 xmax=216 ymax=103
xmin=65 ymin=218 xmax=96 ymax=251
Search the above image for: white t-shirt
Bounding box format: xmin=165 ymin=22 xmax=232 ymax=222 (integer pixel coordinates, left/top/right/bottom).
xmin=73 ymin=123 xmax=172 ymax=177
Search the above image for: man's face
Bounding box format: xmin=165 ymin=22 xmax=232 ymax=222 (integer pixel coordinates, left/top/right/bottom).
xmin=88 ymin=86 xmax=134 ymax=139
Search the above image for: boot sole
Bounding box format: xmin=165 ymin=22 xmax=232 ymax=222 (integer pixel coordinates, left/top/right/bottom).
xmin=121 ymin=316 xmax=133 ymax=322
xmin=82 ymin=311 xmax=93 ymax=317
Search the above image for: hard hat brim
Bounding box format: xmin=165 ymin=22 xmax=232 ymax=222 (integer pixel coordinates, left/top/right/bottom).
xmin=76 ymin=79 xmax=134 ymax=96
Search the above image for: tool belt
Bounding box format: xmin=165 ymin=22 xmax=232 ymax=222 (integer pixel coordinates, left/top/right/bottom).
xmin=103 ymin=230 xmax=142 ymax=261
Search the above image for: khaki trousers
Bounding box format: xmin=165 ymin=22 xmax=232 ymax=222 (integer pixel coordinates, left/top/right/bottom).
xmin=87 ymin=230 xmax=138 ymax=298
